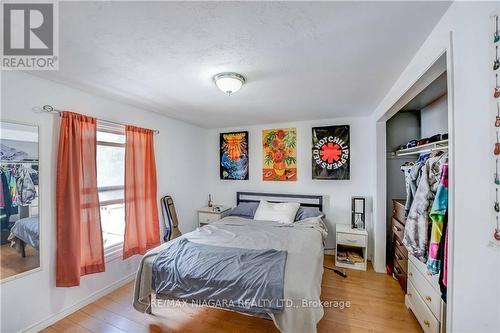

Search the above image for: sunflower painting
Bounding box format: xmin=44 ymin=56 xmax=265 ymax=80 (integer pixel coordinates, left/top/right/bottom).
xmin=220 ymin=131 xmax=249 ymax=180
xmin=262 ymin=128 xmax=297 ymax=181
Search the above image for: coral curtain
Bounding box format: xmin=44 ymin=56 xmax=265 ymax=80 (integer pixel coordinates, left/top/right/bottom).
xmin=123 ymin=125 xmax=160 ymax=259
xmin=56 ymin=112 xmax=104 ymax=287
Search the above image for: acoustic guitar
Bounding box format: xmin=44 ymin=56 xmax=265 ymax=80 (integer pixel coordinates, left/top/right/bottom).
xmin=494 ymin=46 xmax=500 ymax=71
xmin=495 ymin=217 xmax=500 ymax=241
xmin=495 ymin=74 xmax=500 ymax=99
xmin=495 ymin=189 xmax=499 ymax=213
xmin=496 ymin=102 xmax=500 ymax=127
xmin=495 ymin=131 xmax=500 ymax=155
xmin=495 ymin=16 xmax=500 ymax=43
xmin=495 ymin=159 xmax=500 ymax=185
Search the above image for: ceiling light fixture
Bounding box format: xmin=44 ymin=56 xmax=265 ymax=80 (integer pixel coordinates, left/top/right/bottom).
xmin=213 ymin=72 xmax=245 ymax=96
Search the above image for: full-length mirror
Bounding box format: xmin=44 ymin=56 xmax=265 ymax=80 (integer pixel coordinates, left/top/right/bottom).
xmin=0 ymin=121 xmax=40 ymax=281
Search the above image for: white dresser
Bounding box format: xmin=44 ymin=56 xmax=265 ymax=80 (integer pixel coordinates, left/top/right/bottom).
xmin=405 ymin=254 xmax=446 ymax=333
xmin=197 ymin=206 xmax=231 ymax=227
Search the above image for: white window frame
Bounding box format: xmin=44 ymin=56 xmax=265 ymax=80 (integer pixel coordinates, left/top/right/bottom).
xmin=96 ymin=124 xmax=126 ymax=261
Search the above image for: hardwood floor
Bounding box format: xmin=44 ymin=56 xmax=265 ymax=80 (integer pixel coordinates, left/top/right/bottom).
xmin=0 ymin=243 xmax=40 ymax=280
xmin=42 ymin=256 xmax=422 ymax=333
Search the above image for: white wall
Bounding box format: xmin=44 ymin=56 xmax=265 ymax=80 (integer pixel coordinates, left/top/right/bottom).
xmin=421 ymin=94 xmax=448 ymax=138
xmin=205 ymin=117 xmax=376 ymax=254
xmin=0 ymin=71 xmax=207 ymax=333
xmin=372 ymin=2 xmax=500 ymax=332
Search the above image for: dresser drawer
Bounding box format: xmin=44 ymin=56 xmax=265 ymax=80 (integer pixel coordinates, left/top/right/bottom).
xmin=394 ymin=247 xmax=408 ymax=274
xmin=407 ymin=281 xmax=440 ymax=333
xmin=408 ymin=261 xmax=441 ymax=320
xmin=394 ymin=235 xmax=408 ymax=259
xmin=393 ymin=261 xmax=407 ymax=292
xmin=392 ymin=199 xmax=406 ymax=225
xmin=409 ymin=254 xmax=441 ymax=292
xmin=337 ymin=232 xmax=367 ymax=247
xmin=392 ymin=218 xmax=405 ymax=241
xmin=198 ymin=212 xmax=220 ymax=224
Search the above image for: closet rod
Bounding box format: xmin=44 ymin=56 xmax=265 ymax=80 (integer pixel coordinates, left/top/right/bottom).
xmin=395 ymin=146 xmax=448 ymax=157
xmin=39 ymin=105 xmax=160 ymax=134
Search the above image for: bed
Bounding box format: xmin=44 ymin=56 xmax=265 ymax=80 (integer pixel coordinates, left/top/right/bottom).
xmin=133 ymin=192 xmax=327 ymax=333
xmin=8 ymin=215 xmax=39 ymax=257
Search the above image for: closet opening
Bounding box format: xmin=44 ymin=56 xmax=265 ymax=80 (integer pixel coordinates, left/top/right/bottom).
xmin=381 ymin=52 xmax=452 ymax=333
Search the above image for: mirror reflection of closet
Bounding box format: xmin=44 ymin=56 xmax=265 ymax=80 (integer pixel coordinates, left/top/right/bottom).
xmin=0 ymin=121 xmax=40 ymax=281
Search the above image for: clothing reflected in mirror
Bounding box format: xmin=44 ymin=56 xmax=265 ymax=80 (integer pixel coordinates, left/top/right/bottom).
xmin=0 ymin=121 xmax=40 ymax=280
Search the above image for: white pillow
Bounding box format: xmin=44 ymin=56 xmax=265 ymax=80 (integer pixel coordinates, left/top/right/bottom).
xmin=253 ymin=200 xmax=300 ymax=224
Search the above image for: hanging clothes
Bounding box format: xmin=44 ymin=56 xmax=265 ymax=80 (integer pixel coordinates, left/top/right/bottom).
xmin=403 ymin=153 xmax=446 ymax=262
xmin=426 ymin=163 xmax=449 ymax=274
xmin=442 ymin=231 xmax=448 ymax=290
xmin=16 ymin=166 xmax=37 ymax=205
xmin=3 ymin=167 xmax=19 ymax=208
xmin=401 ymin=152 xmax=431 ymax=215
xmin=0 ymin=172 xmax=4 ymax=208
xmin=438 ymin=212 xmax=448 ymax=302
xmin=0 ymin=169 xmax=13 ymax=229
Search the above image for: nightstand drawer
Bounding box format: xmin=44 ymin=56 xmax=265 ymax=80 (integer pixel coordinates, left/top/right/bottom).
xmin=337 ymin=232 xmax=367 ymax=247
xmin=198 ymin=212 xmax=220 ymax=224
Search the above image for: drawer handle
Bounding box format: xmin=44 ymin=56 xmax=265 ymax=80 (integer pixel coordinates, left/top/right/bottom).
xmin=393 ymin=226 xmax=401 ymax=232
xmin=408 ymin=272 xmax=413 ymax=277
xmin=425 ymin=296 xmax=432 ymax=302
xmin=424 ymin=320 xmax=430 ymax=327
xmin=395 ymin=239 xmax=401 ymax=246
xmin=426 ymin=271 xmax=433 ymax=276
xmin=394 ymin=266 xmax=401 ymax=274
xmin=395 ymin=253 xmax=402 ymax=260
xmin=407 ymin=292 xmax=412 ymax=297
xmin=346 ymin=239 xmax=357 ymax=243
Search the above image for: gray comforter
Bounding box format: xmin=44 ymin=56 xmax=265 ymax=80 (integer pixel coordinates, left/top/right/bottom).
xmin=134 ymin=216 xmax=328 ymax=333
xmin=8 ymin=215 xmax=39 ymax=250
xmin=152 ymin=238 xmax=287 ymax=314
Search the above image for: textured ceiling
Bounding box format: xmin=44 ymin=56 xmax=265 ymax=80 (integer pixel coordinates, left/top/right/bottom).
xmin=34 ymin=1 xmax=451 ymax=128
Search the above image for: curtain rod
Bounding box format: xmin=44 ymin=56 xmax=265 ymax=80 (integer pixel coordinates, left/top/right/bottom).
xmin=40 ymin=105 xmax=160 ymax=134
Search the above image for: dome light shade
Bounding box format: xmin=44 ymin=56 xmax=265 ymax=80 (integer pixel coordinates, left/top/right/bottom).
xmin=214 ymin=72 xmax=245 ymax=95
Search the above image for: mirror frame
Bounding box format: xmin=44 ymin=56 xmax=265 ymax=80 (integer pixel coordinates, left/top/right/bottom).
xmin=0 ymin=120 xmax=42 ymax=284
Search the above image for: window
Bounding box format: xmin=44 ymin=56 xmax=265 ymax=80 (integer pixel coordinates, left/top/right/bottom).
xmin=96 ymin=123 xmax=125 ymax=251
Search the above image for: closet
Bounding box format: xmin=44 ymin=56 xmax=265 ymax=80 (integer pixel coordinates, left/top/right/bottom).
xmin=385 ymin=67 xmax=450 ymax=333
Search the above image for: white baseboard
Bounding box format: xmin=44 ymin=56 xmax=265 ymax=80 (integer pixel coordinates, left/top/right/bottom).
xmin=23 ymin=272 xmax=136 ymax=333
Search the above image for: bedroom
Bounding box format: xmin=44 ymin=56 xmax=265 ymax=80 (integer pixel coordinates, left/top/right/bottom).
xmin=0 ymin=1 xmax=499 ymax=333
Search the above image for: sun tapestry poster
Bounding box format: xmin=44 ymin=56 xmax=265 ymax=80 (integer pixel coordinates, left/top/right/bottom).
xmin=262 ymin=128 xmax=297 ymax=181
xmin=220 ymin=131 xmax=249 ymax=180
xmin=312 ymin=125 xmax=350 ymax=180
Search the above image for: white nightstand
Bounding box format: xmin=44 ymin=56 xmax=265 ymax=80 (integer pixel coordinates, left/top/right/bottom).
xmin=197 ymin=206 xmax=232 ymax=227
xmin=335 ymin=224 xmax=368 ymax=271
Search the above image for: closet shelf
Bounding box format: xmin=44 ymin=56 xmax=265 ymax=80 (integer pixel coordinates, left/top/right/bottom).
xmin=393 ymin=139 xmax=448 ymax=157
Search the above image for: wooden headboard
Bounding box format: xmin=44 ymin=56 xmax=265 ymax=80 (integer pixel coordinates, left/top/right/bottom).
xmin=236 ymin=192 xmax=323 ymax=212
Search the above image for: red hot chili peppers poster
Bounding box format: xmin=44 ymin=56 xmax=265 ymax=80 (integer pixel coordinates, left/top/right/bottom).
xmin=312 ymin=125 xmax=350 ymax=180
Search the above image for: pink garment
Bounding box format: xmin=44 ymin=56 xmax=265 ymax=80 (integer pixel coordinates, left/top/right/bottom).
xmin=443 ymin=232 xmax=448 ymax=287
